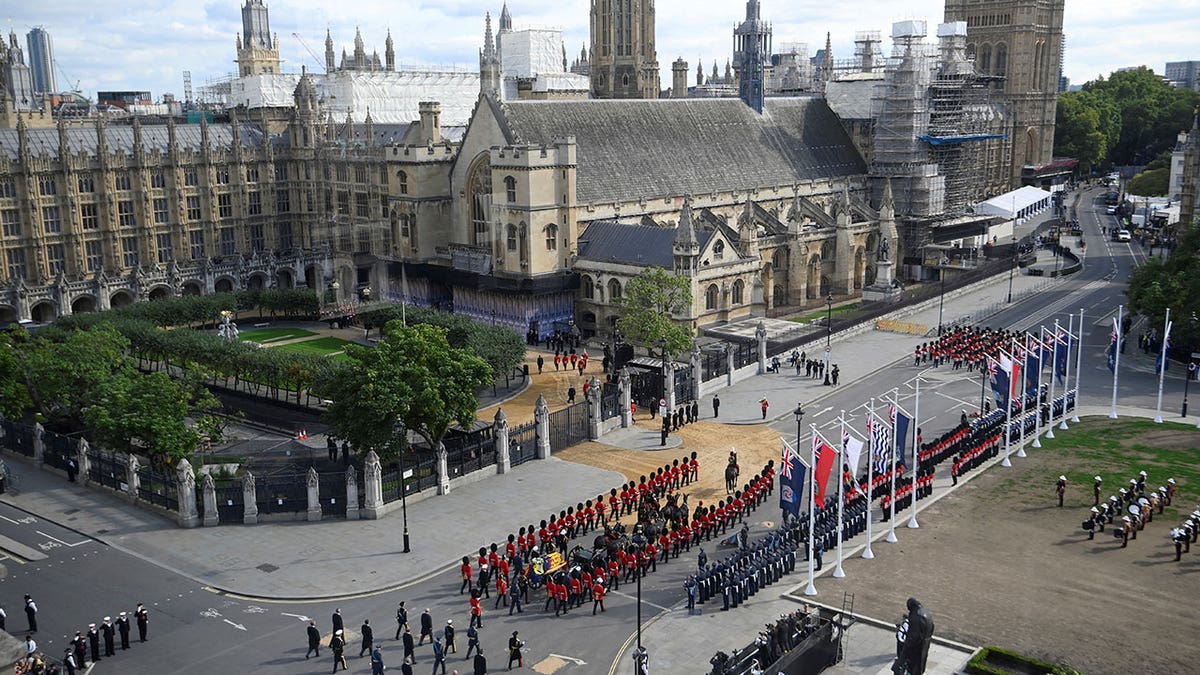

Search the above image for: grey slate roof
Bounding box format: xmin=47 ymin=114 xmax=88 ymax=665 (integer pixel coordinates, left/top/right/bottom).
xmin=577 ymin=220 xmax=713 ymax=268
xmin=497 ymin=96 xmax=867 ymax=204
xmin=0 ymin=123 xmax=265 ymax=160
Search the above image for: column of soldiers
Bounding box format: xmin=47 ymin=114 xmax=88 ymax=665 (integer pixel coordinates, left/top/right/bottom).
xmin=913 ymin=325 xmax=1018 ymax=372
xmin=694 ymin=521 xmax=798 ymax=611
xmin=59 ymin=604 xmax=149 ymax=674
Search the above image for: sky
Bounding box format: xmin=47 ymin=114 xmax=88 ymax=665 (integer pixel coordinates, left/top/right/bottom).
xmin=7 ymin=0 xmax=1199 ymax=101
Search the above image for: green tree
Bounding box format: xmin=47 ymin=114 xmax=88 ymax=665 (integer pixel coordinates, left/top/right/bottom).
xmin=321 ymin=322 xmax=492 ymax=460
xmin=82 ymin=369 xmax=219 ymax=461
xmin=1128 ymin=222 xmax=1200 ymax=352
xmin=1126 ymin=168 xmax=1169 ymax=196
xmin=11 ymin=326 xmax=130 ymax=428
xmin=1053 ymin=91 xmax=1109 ymax=173
xmin=615 ymin=267 xmax=695 ymax=356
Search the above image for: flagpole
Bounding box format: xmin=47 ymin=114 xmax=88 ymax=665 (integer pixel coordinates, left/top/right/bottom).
xmin=1032 ymin=330 xmax=1044 ymax=448
xmin=1154 ymin=308 xmax=1172 ymax=423
xmin=1002 ymin=352 xmax=1013 ymax=467
xmin=863 ymin=398 xmax=875 ymax=560
xmin=908 ymin=379 xmax=921 ymax=529
xmin=804 ymin=423 xmax=818 ymax=596
xmin=1059 ymin=315 xmax=1073 ymax=430
xmin=1046 ymin=323 xmax=1058 ymax=438
xmin=833 ymin=411 xmax=846 ymax=578
xmin=886 ymin=394 xmax=898 ymax=543
xmin=1072 ymin=308 xmax=1083 ymax=423
xmin=1015 ymin=336 xmax=1027 ymax=458
xmin=1110 ymin=305 xmax=1123 ymax=418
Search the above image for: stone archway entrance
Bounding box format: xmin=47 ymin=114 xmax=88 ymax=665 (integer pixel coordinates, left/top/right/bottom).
xmin=30 ymin=300 xmax=57 ymax=323
xmin=71 ymin=295 xmax=97 ymax=314
xmin=110 ymin=290 xmax=135 ymax=308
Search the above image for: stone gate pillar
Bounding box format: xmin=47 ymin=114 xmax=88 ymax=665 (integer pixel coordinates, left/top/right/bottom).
xmin=362 ymin=451 xmax=383 ymax=520
xmin=494 ymin=408 xmax=511 ymax=475
xmin=587 ymin=376 xmax=603 ymax=440
xmin=756 ymin=321 xmax=768 ymax=374
xmin=619 ymin=368 xmax=632 ymax=428
xmin=176 ymin=459 xmax=199 ymax=528
xmin=726 ymin=344 xmax=735 ymax=386
xmin=202 ymin=473 xmax=219 ymax=527
xmin=77 ymin=439 xmax=91 ymax=485
xmin=690 ymin=345 xmax=703 ymax=400
xmin=125 ymin=454 xmax=141 ymax=501
xmin=345 ymin=468 xmax=359 ymax=520
xmin=436 ymin=446 xmax=451 ymax=495
xmin=242 ymin=473 xmax=259 ymax=525
xmin=32 ymin=423 xmax=45 ymax=464
xmin=535 ymin=394 xmax=551 ymax=459
xmin=665 ymin=364 xmax=677 ymax=412
xmin=306 ymin=467 xmax=322 ymax=522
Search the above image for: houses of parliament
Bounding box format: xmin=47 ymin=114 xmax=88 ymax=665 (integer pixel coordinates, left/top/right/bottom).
xmin=0 ymin=0 xmax=1064 ymax=339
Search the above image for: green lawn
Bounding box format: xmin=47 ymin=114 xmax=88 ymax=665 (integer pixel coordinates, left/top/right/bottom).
xmin=790 ymin=302 xmax=863 ymax=324
xmin=238 ymin=327 xmax=318 ymax=343
xmin=274 ymin=336 xmax=356 ymax=359
xmin=1036 ymin=417 xmax=1200 ymax=517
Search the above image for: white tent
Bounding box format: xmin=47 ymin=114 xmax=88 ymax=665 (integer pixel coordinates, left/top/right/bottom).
xmin=975 ymin=185 xmax=1054 ymax=220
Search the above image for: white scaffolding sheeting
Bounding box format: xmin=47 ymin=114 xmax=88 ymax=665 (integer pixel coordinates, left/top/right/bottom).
xmin=530 ymin=73 xmax=589 ymax=93
xmin=975 ymin=186 xmax=1053 ymax=219
xmin=501 ymin=29 xmax=563 ymax=79
xmin=228 ymin=71 xmax=481 ymax=126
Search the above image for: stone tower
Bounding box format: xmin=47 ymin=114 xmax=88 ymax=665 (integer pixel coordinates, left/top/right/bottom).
xmin=671 ymin=57 xmax=688 ymax=98
xmin=1180 ymin=112 xmax=1200 ymax=229
xmin=673 ymin=197 xmax=700 ymax=276
xmin=589 ymin=0 xmax=661 ymax=98
xmin=236 ymin=0 xmax=281 ymax=76
xmin=944 ymin=0 xmax=1064 ymax=185
xmin=479 ymin=13 xmax=501 ymax=97
xmin=733 ymin=0 xmax=770 ymax=113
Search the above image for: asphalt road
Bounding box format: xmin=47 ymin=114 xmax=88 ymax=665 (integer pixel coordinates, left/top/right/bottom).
xmin=1 ymin=187 xmax=1176 ymax=674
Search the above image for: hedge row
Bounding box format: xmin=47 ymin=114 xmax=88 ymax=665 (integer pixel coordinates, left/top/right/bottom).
xmin=965 ymin=646 xmax=1081 ymax=675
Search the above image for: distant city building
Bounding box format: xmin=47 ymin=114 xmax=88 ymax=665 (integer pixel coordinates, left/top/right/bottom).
xmin=1179 ymin=114 xmax=1200 ymax=227
xmin=97 ymin=91 xmax=153 ymax=111
xmin=26 ymin=27 xmax=56 ymax=96
xmin=0 ymin=30 xmax=49 ymax=129
xmin=1170 ymin=130 xmax=1189 ymax=201
xmin=1165 ymin=61 xmax=1200 ymax=91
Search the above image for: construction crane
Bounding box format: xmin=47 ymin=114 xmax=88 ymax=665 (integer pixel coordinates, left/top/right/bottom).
xmin=291 ymin=32 xmax=327 ymax=73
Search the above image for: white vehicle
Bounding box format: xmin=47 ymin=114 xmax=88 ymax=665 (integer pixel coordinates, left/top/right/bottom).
xmin=1115 ymin=230 xmax=1132 ymax=242
xmin=1105 ymin=205 xmax=1117 ymax=215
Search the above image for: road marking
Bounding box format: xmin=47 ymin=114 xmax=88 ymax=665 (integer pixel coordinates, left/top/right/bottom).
xmin=36 ymin=531 xmax=88 ymax=547
xmin=222 ymin=619 xmax=247 ymax=631
xmin=548 ymin=654 xmax=587 ymax=666
xmin=608 ymin=590 xmax=671 ymax=612
xmin=280 ymin=612 xmax=312 ymax=622
xmin=0 ymin=515 xmax=36 ymax=525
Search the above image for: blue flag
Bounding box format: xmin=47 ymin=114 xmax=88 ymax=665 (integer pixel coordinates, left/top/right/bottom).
xmin=1156 ymin=323 xmax=1172 ymax=374
xmin=988 ymin=358 xmax=1009 ymax=409
xmin=779 ymin=441 xmax=806 ymax=518
xmin=1054 ymin=330 xmax=1069 ymax=385
xmin=894 ymin=408 xmax=912 ymax=470
xmin=1107 ymin=320 xmax=1118 ymax=373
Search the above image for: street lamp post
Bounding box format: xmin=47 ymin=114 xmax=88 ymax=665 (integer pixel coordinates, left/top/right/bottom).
xmin=1007 ymin=238 xmax=1017 ymax=303
xmin=395 ymin=421 xmax=412 ymax=553
xmin=658 ymin=336 xmax=669 ymax=412
xmin=793 ymin=403 xmax=805 ymax=465
xmin=631 ymin=530 xmax=648 ymax=665
xmin=824 ymin=294 xmax=833 ymax=386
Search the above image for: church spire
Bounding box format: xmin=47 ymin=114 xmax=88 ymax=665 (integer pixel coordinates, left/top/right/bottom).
xmin=385 ymin=30 xmax=395 ymax=71
xmin=500 ymin=1 xmax=512 ymax=32
xmin=673 ymin=196 xmax=700 ymax=276
xmin=823 ymin=31 xmax=834 ymax=83
xmin=324 ymin=29 xmax=335 ymax=73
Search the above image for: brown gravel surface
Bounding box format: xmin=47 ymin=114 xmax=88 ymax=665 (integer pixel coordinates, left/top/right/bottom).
xmin=556 ymin=417 xmax=786 ymax=522
xmin=478 ymin=350 xmax=601 ymax=426
xmin=822 ymin=427 xmax=1199 ymax=675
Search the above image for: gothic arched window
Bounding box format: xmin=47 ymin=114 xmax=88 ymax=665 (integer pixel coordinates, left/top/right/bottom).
xmin=398 ymin=171 xmax=408 ymax=195
xmin=582 ymin=275 xmax=595 ymax=299
xmin=506 ymin=224 xmax=517 ymax=252
xmin=705 ymin=284 xmax=718 ymax=310
xmin=608 ymin=278 xmax=622 ymax=300
xmin=466 ymin=154 xmax=492 ymax=247
xmin=732 ymin=279 xmax=745 ymax=305
xmin=505 ymin=175 xmax=517 ymax=203
xmin=713 ymin=240 xmax=725 ymax=261
xmin=545 ymin=223 xmax=558 ymax=250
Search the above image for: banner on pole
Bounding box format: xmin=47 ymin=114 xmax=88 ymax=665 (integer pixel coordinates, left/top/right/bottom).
xmin=1107 ymin=318 xmax=1119 ymax=373
xmin=779 ymin=439 xmax=807 ymax=518
xmin=1156 ymin=320 xmax=1173 ymax=374
xmin=812 ymin=432 xmax=839 ymax=508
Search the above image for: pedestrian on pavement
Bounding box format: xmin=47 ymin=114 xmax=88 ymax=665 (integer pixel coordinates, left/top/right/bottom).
xmin=67 ymin=456 xmax=78 ymax=482
xmin=87 ymin=623 xmax=100 ymax=663
xmin=103 ymin=618 xmax=117 ymax=659
xmin=24 ymin=635 xmax=36 ymax=656
xmin=306 ymin=620 xmax=322 ymax=659
xmin=507 ymin=631 xmax=524 ymax=670
xmin=71 ymin=631 xmax=85 ymax=668
xmin=419 ymin=609 xmax=434 ymax=645
xmin=116 ymin=612 xmax=131 ymax=650
xmin=402 ymin=626 xmax=416 ymax=664
xmin=371 ymin=645 xmax=386 ymax=675
xmin=712 ymin=394 xmax=720 ymax=418
xmin=360 ymin=618 xmax=374 ymax=657
xmin=432 ymin=635 xmax=448 ymax=675
xmin=698 ymin=547 xmax=707 ymax=570
xmin=135 ymin=603 xmax=149 ymax=642
xmin=341 ymin=441 xmax=351 ymax=466
xmin=23 ymin=595 xmax=37 ymax=633
xmin=760 ymin=397 xmax=769 ymax=420
xmin=327 ymin=436 xmax=338 ymax=462
xmin=567 ymin=386 xmax=576 ymax=403
xmin=474 ymin=647 xmax=488 ymax=675
xmin=536 ymin=355 xmax=544 ymax=374
xmin=396 ymin=601 xmax=409 ymax=640
xmin=830 ymin=365 xmax=840 ymax=385
xmin=331 ymin=629 xmax=348 ymax=672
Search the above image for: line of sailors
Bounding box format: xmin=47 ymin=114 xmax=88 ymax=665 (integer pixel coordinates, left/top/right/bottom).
xmin=693 ymin=523 xmax=799 ymax=611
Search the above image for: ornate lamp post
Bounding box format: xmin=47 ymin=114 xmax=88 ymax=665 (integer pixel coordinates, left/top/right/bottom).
xmin=394 ymin=420 xmax=412 ymax=553
xmin=824 ymin=294 xmax=833 ymax=386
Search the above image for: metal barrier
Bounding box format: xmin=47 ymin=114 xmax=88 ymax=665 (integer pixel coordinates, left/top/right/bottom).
xmin=319 ymin=471 xmax=348 ymax=517
xmin=215 ymin=481 xmax=244 ymax=523
xmin=701 ymin=348 xmax=729 ymax=382
xmin=509 ymin=422 xmax=537 ymax=467
xmin=0 ymin=419 xmax=35 ymax=457
xmin=547 ymin=401 xmax=589 ymax=453
xmin=255 ymin=474 xmax=307 ymax=515
xmin=135 ymin=464 xmax=177 ymax=511
xmin=732 ymin=341 xmax=756 ymax=369
xmin=42 ymin=432 xmax=76 ymax=472
xmin=600 ymin=383 xmax=621 ymax=420
xmin=90 ymin=447 xmax=128 ymax=491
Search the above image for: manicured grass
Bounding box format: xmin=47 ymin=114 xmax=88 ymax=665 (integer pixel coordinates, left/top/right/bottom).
xmin=790 ymin=302 xmax=863 ymax=323
xmin=238 ymin=327 xmax=318 ymax=343
xmin=1035 ymin=417 xmax=1200 ymax=517
xmin=274 ymin=336 xmax=356 ymax=359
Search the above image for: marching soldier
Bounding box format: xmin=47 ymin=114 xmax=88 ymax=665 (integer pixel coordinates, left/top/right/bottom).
xmin=1084 ymin=508 xmax=1098 ymax=540
xmin=1120 ymin=516 xmax=1132 ymax=548
xmin=1173 ymin=528 xmax=1187 ymax=561
xmin=1055 ymin=475 xmax=1067 ymax=507
xmin=1166 ymin=478 xmax=1177 ymax=505
xmin=1093 ymin=476 xmax=1102 ymax=506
